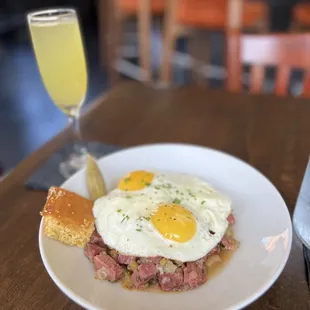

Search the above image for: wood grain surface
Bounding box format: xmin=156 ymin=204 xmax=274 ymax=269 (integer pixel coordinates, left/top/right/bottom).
xmin=1 ymin=82 xmax=310 ymax=309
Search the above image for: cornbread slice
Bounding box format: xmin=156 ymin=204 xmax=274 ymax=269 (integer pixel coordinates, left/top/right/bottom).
xmin=41 ymin=186 xmax=94 ymax=247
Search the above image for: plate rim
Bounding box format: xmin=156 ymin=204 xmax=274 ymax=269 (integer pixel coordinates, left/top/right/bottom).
xmin=39 ymin=142 xmax=293 ymax=310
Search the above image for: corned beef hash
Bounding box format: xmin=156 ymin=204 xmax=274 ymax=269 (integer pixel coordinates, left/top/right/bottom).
xmin=41 ymin=170 xmax=239 ymax=292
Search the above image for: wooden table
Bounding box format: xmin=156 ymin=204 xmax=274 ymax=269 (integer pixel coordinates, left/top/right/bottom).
xmin=1 ymin=82 xmax=310 ymax=309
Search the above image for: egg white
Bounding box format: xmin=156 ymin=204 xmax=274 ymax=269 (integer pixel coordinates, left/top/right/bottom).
xmin=93 ymin=172 xmax=232 ymax=262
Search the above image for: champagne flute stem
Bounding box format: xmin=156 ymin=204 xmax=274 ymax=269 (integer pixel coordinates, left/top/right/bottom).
xmin=67 ymin=113 xmax=87 ymax=155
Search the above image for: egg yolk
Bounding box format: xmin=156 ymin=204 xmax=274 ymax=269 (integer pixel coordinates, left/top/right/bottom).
xmin=151 ymin=204 xmax=196 ymax=243
xmin=118 ymin=170 xmax=154 ymax=191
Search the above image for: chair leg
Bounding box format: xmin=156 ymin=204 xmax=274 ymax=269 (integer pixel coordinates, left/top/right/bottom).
xmin=98 ymin=0 xmax=107 ymax=70
xmin=138 ymin=0 xmax=152 ymax=83
xmin=188 ymin=30 xmax=209 ymax=86
xmin=104 ymin=0 xmax=122 ymax=87
xmin=160 ymin=0 xmax=177 ymax=85
xmin=115 ymin=10 xmax=125 ymax=84
xmin=226 ymin=31 xmax=242 ymax=92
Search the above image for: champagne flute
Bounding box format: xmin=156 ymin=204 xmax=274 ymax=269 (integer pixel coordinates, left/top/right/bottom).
xmin=27 ymin=8 xmax=88 ymax=178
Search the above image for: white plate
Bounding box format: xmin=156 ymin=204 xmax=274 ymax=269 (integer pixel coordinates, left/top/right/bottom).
xmin=39 ymin=143 xmax=292 ymax=310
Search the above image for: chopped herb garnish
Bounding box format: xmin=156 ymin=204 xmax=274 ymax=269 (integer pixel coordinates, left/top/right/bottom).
xmin=173 ymin=198 xmax=181 ymax=204
xmin=145 ymin=182 xmax=151 ymax=186
xmin=124 ymin=177 xmax=131 ymax=183
xmin=117 ymin=209 xmax=122 ymax=213
xmin=144 ymin=217 xmax=150 ymax=221
xmin=136 ymin=228 xmax=142 ymax=232
xmin=126 ymin=195 xmax=132 ymax=199
xmin=155 ymin=185 xmax=160 ymax=190
xmin=121 ymin=215 xmax=129 ymax=223
xmin=201 ymin=200 xmax=206 ymax=205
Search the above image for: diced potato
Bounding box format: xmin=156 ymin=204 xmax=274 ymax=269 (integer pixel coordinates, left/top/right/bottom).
xmin=164 ymin=260 xmax=177 ymax=273
xmin=225 ymin=226 xmax=234 ymax=238
xmin=109 ymin=249 xmax=118 ymax=259
xmin=160 ymin=258 xmax=168 ymax=266
xmin=206 ymin=255 xmax=222 ymax=267
xmin=128 ymin=261 xmax=138 ymax=271
xmin=122 ymin=270 xmax=133 ymax=289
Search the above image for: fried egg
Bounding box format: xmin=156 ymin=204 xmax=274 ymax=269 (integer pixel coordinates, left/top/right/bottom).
xmin=93 ymin=170 xmax=231 ymax=262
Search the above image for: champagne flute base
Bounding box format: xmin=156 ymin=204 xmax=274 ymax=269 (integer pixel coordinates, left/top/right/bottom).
xmin=59 ymin=153 xmax=88 ymax=179
xmin=57 ymin=141 xmax=121 ymax=179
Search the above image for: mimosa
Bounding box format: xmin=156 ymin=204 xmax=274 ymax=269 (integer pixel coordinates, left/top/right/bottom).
xmin=29 ymin=15 xmax=87 ymax=116
xmin=28 ymin=9 xmax=90 ymax=178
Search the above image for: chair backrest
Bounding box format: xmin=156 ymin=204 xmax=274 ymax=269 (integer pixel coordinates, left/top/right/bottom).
xmin=123 ymin=0 xmax=165 ymax=83
xmin=160 ymin=0 xmax=246 ymax=85
xmin=226 ymin=33 xmax=310 ymax=96
xmin=99 ymin=0 xmax=160 ymax=85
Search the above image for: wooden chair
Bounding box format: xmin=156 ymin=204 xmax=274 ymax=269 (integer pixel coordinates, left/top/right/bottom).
xmin=226 ymin=33 xmax=310 ymax=96
xmin=98 ymin=0 xmax=165 ymax=85
xmin=293 ymin=3 xmax=310 ymax=29
xmin=160 ymin=0 xmax=268 ymax=84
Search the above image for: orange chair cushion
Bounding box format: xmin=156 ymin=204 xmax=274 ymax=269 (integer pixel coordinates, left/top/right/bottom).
xmin=117 ymin=0 xmax=165 ymax=15
xmin=177 ymin=0 xmax=267 ymax=29
xmin=294 ymin=3 xmax=310 ymax=26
